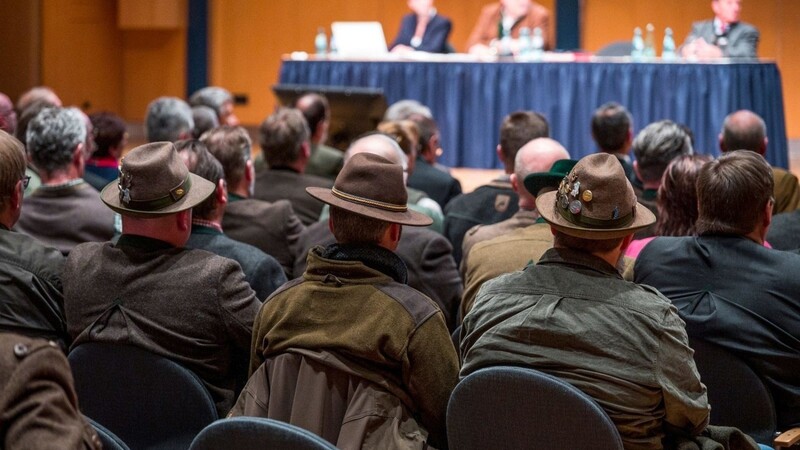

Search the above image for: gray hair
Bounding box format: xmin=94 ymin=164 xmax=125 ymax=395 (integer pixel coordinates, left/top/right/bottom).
xmin=189 ymin=87 xmax=233 ymax=118
xmin=383 ymin=99 xmax=432 ymax=122
xmin=26 ymin=107 xmax=87 ymax=174
xmin=632 ymin=120 xmax=693 ymax=183
xmin=145 ymin=97 xmax=194 ymax=142
xmin=192 ymin=105 xmax=220 ymax=139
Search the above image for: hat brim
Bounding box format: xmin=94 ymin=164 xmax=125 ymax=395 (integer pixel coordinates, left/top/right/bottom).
xmin=524 ymin=173 xmax=565 ymax=197
xmin=306 ymin=187 xmax=433 ymax=227
xmin=535 ymin=190 xmax=656 ymax=240
xmin=100 ymin=173 xmax=216 ymax=218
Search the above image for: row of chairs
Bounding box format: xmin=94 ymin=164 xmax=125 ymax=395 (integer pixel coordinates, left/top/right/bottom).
xmin=69 ymin=340 xmax=799 ymax=450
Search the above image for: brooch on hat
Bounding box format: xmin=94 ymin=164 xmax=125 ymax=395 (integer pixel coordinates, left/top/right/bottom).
xmin=118 ymin=160 xmax=132 ymax=205
xmin=557 ymin=171 xmax=593 ymax=217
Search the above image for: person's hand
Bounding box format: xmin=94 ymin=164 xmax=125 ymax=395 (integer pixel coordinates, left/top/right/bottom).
xmin=391 ymin=44 xmax=415 ymax=54
xmin=468 ymin=43 xmax=494 ymax=56
xmin=681 ymin=38 xmax=724 ymax=59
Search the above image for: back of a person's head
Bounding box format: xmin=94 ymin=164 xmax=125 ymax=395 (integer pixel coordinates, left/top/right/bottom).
xmin=345 ymin=133 xmax=408 ymax=169
xmin=407 ymin=113 xmax=438 ymax=154
xmin=258 ymin=108 xmax=310 ymax=167
xmin=0 ymin=93 xmax=16 ymax=135
xmin=591 ymin=102 xmax=632 ymax=153
xmin=191 ymin=106 xmax=219 ymax=139
xmin=26 ymin=107 xmax=86 ymax=174
xmin=15 ymin=100 xmax=56 ymax=147
xmin=720 ymin=110 xmax=767 ymax=154
xmin=632 ymin=120 xmax=693 ymax=183
xmin=499 ymin=111 xmax=550 ymax=170
xmin=175 ymin=139 xmax=223 ymax=220
xmin=16 ymin=86 xmax=61 ymax=113
xmin=383 ymin=99 xmax=432 ymax=121
xmin=696 ymin=150 xmax=773 ymax=236
xmin=200 ymin=125 xmax=251 ymax=186
xmin=514 ymin=138 xmax=570 ymax=182
xmin=656 ymin=154 xmax=711 ymax=237
xmin=89 ymin=111 xmax=126 ymax=158
xmin=295 ymin=93 xmax=329 ymax=133
xmin=330 ymin=204 xmax=390 ymax=244
xmin=377 ymin=121 xmax=418 ymax=159
xmin=0 ymin=130 xmax=26 ymax=202
xmin=145 ymin=97 xmax=194 ymax=143
xmin=189 ymin=87 xmax=232 ymax=118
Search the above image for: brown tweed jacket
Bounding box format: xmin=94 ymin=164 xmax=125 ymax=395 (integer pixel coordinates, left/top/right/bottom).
xmin=252 ymin=168 xmax=333 ymax=226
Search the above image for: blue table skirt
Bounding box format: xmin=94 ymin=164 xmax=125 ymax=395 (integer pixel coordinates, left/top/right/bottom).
xmin=280 ymin=59 xmax=788 ymax=169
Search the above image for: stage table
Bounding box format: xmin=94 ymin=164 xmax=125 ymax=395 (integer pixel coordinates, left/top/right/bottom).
xmin=279 ymin=57 xmax=788 ymax=169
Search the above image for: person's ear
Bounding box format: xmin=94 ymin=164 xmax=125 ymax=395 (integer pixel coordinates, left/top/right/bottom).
xmin=510 ymin=173 xmax=519 ymax=193
xmin=245 ymin=159 xmax=255 ymax=183
xmin=177 ymin=209 xmax=191 ymax=231
xmin=620 ymin=233 xmax=634 ymax=252
xmin=216 ymin=179 xmax=227 ymax=206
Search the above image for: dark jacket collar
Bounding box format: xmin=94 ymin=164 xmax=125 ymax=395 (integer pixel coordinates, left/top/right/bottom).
xmin=536 ymin=247 xmax=622 ymax=279
xmin=319 ymin=243 xmax=408 ymax=284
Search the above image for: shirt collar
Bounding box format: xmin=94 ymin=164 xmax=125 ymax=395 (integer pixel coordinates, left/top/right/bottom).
xmin=191 ymin=219 xmax=223 ymax=234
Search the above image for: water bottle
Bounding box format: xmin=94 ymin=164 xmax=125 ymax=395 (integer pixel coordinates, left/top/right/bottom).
xmin=662 ymin=27 xmax=676 ymax=61
xmin=644 ymin=23 xmax=656 ymax=58
xmin=631 ymin=27 xmax=644 ymax=61
xmin=314 ymin=27 xmax=328 ymax=56
xmin=531 ymin=27 xmax=545 ymax=61
xmin=518 ymin=27 xmax=531 ymax=58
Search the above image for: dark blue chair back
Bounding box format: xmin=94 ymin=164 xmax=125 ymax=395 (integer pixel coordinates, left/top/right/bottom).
xmin=189 ymin=417 xmax=337 ymax=450
xmin=690 ymin=337 xmax=777 ymax=444
xmin=85 ymin=416 xmax=131 ymax=450
xmin=69 ymin=342 xmax=218 ymax=450
xmin=447 ymin=366 xmax=623 ymax=450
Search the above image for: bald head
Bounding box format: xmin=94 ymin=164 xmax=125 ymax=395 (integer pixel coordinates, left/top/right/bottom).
xmin=345 ymin=134 xmax=408 ymax=168
xmin=720 ymin=110 xmax=767 ymax=155
xmin=512 ymin=138 xmax=569 ymax=208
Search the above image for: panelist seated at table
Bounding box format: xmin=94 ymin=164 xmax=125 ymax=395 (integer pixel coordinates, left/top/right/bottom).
xmin=466 ymin=0 xmax=552 ymax=56
xmin=680 ymin=0 xmax=759 ymax=59
xmin=390 ymin=0 xmax=453 ymax=54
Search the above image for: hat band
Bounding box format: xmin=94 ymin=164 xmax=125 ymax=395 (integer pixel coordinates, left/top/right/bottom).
xmin=557 ymin=203 xmax=635 ymax=229
xmin=120 ymin=176 xmax=192 ymax=211
xmin=331 ymin=187 xmax=407 ymax=213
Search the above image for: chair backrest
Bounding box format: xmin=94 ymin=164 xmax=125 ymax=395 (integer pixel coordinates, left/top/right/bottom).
xmin=85 ymin=416 xmax=131 ymax=450
xmin=447 ymin=366 xmax=624 ymax=450
xmin=595 ymin=41 xmax=634 ymax=57
xmin=69 ymin=342 xmax=218 ymax=450
xmin=190 ymin=417 xmax=337 ymax=450
xmin=689 ymin=337 xmax=777 ymax=444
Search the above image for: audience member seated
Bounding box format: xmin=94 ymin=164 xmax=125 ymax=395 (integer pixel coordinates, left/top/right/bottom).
xmin=720 ymin=109 xmax=800 ymax=214
xmin=16 ymin=86 xmax=62 ymax=113
xmin=444 ymin=111 xmax=549 ymax=264
xmin=177 ymin=140 xmax=286 ymax=301
xmin=383 ymin=99 xmax=432 ymax=123
xmin=189 ymin=86 xmax=240 ymax=126
xmin=680 ymin=0 xmax=759 ymax=59
xmin=235 ymin=152 xmax=458 ymax=449
xmin=201 ymin=125 xmax=305 ymax=277
xmin=635 ymin=150 xmax=800 ymax=431
xmin=625 ymin=154 xmax=711 ymax=259
xmin=15 ymin=107 xmax=114 ymax=255
xmin=0 ymin=92 xmax=16 ymax=134
xmin=406 ymin=114 xmax=462 ymax=210
xmin=592 ymin=102 xmax=637 ymax=184
xmin=253 ymin=108 xmax=333 ymax=226
xmin=390 ymin=0 xmax=453 ymax=54
xmin=767 ymin=209 xmax=800 ymax=251
xmin=0 ymin=131 xmax=69 ymax=347
xmin=63 ymin=142 xmax=261 ymax=416
xmin=462 ymin=153 xmax=710 ymax=448
xmin=631 ymin=120 xmax=694 ymax=239
xmin=0 ymin=332 xmax=100 ymax=449
xmin=460 ymin=140 xmax=572 ymax=318
xmin=85 ymin=111 xmax=127 ymax=191
xmin=466 ymin=0 xmax=552 ymax=55
xmin=291 ymin=133 xmax=462 ymax=330
xmin=294 ymin=93 xmax=344 ymax=179
xmin=191 ymin=105 xmax=219 ymax=139
xmin=145 ymin=96 xmax=194 ymax=143
xmin=15 ymin=98 xmax=61 ymax=197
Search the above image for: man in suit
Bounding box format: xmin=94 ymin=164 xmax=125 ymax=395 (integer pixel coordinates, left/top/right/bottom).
xmin=0 ymin=131 xmax=69 ymax=347
xmin=635 ymin=150 xmax=800 ymax=430
xmin=201 ymin=125 xmax=305 ymax=277
xmin=0 ymin=332 xmax=101 ymax=449
xmin=466 ymin=0 xmax=552 ymax=55
xmin=15 ymin=107 xmax=115 ymax=254
xmin=406 ymin=114 xmax=462 ymax=210
xmin=681 ymin=0 xmax=758 ymax=59
xmin=294 ymin=93 xmax=343 ymax=179
xmin=462 ymin=153 xmax=709 ymax=448
xmin=444 ymin=110 xmax=549 ymax=264
xmin=592 ymin=102 xmax=636 ymax=184
xmin=63 ymin=142 xmax=261 ymax=416
xmin=243 ymin=151 xmax=458 ymax=448
xmin=390 ymin=0 xmax=453 ymax=54
xmin=253 ymin=108 xmax=333 ymax=226
xmin=719 ymin=109 xmax=799 ymax=214
xmin=177 ymin=140 xmax=286 ymax=301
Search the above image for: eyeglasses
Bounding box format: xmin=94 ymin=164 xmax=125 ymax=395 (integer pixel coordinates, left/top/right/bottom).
xmin=21 ymin=175 xmax=30 ymax=189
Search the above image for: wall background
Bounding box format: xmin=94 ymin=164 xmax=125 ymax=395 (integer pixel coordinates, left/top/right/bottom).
xmin=1 ymin=0 xmax=796 ymax=141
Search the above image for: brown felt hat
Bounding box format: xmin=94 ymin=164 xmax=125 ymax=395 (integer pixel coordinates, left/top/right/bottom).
xmin=100 ymin=142 xmax=215 ymax=217
xmin=306 ymin=152 xmax=432 ymax=226
xmin=536 ymin=153 xmax=655 ymax=239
